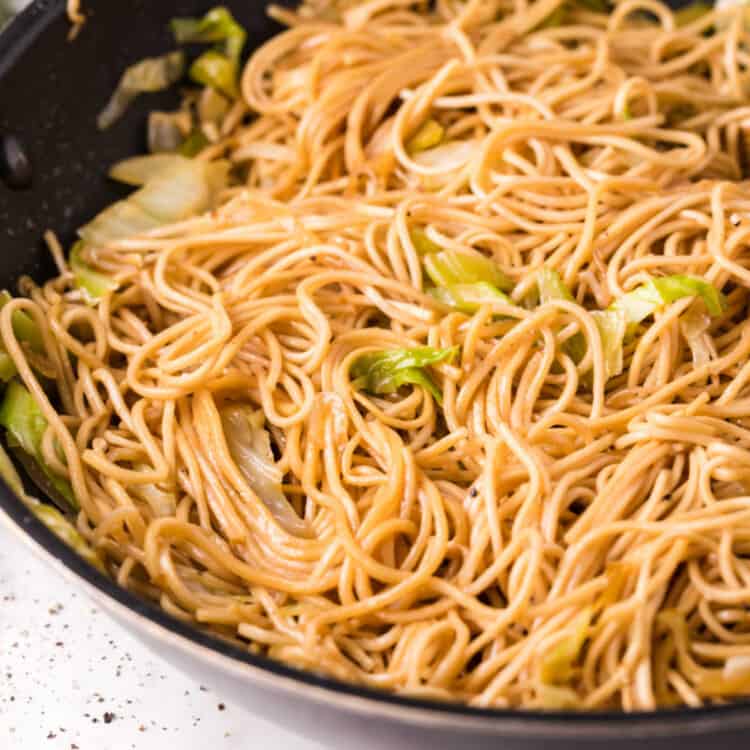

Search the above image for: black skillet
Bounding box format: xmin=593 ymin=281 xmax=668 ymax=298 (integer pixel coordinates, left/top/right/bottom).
xmin=1 ymin=2 xmax=749 ymax=748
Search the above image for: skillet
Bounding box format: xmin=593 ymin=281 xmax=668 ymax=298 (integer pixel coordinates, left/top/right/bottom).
xmin=1 ymin=2 xmax=749 ymax=747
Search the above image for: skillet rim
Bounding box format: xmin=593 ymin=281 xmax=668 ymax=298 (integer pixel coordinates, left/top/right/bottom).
xmin=2 ymin=0 xmax=750 ymax=738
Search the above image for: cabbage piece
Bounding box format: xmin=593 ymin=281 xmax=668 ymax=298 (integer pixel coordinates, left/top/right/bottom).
xmin=171 ymin=6 xmax=246 ymax=57
xmin=131 ymin=465 xmax=177 ymax=518
xmin=0 ymin=354 xmax=15 ymax=382
xmin=592 ymin=309 xmax=627 ymax=380
xmin=171 ymin=7 xmax=247 ymax=99
xmin=0 ymin=380 xmax=76 ymax=509
xmin=406 ymin=119 xmax=445 ymax=155
xmin=612 ymin=275 xmax=726 ymax=327
xmin=221 ymin=405 xmax=312 ymax=538
xmin=536 ymin=268 xmax=588 ymax=367
xmin=540 ymin=608 xmax=592 ymax=685
xmin=31 ymin=501 xmax=105 ymax=573
xmin=351 ymin=346 xmax=458 ymax=404
xmin=97 ymin=51 xmax=185 ymax=130
xmin=428 ymin=282 xmax=512 ymax=314
xmin=69 ymin=242 xmax=119 ymax=304
xmin=537 ymin=267 xmax=575 ymax=304
xmin=198 ymin=87 xmax=230 ymax=124
xmin=78 ymin=201 xmax=162 ymax=248
xmin=131 ymin=159 xmax=229 ymax=222
xmin=79 ymin=159 xmax=229 ymax=248
xmin=109 ymin=154 xmax=192 ymax=186
xmin=410 ymin=228 xmax=443 ymax=256
xmin=424 ymin=249 xmax=513 ymax=292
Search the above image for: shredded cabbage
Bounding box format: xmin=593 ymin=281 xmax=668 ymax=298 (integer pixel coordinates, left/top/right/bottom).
xmin=81 ymin=158 xmax=229 ymax=248
xmin=221 ymin=405 xmax=312 ymax=538
xmin=0 ymin=380 xmax=76 ymax=509
xmin=0 ymin=290 xmax=44 ymax=353
xmin=428 ymin=282 xmax=512 ymax=313
xmin=109 ymin=154 xmax=191 ymax=186
xmin=612 ymin=275 xmax=726 ymax=327
xmin=69 ymin=242 xmax=119 ymax=304
xmin=0 ymin=289 xmax=43 ymax=382
xmin=97 ymin=51 xmax=185 ymax=130
xmin=591 ymin=308 xmax=627 ymax=380
xmin=536 ymin=268 xmax=590 ymax=369
xmin=424 ymin=249 xmax=513 ymax=291
xmin=190 ymin=51 xmax=240 ymax=99
xmin=680 ymin=300 xmax=714 ymax=366
xmin=537 ymin=267 xmax=575 ymax=304
xmin=538 ymin=271 xmax=725 ymax=382
xmin=171 ymin=7 xmax=247 ymax=99
xmin=540 ymin=607 xmax=592 ymax=685
xmin=147 ymin=111 xmax=189 ymax=154
xmin=351 ymin=346 xmax=458 ymax=404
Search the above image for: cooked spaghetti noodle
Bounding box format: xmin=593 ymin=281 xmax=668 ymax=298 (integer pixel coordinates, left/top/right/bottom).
xmin=5 ymin=0 xmax=750 ymax=711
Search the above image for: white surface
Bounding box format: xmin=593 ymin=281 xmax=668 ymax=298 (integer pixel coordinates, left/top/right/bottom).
xmin=0 ymin=529 xmax=323 ymax=750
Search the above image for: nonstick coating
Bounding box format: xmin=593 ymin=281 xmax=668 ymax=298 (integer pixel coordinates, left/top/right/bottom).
xmin=1 ymin=2 xmax=750 ymax=748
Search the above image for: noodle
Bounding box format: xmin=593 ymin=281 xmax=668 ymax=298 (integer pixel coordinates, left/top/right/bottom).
xmin=66 ymin=0 xmax=85 ymax=40
xmin=6 ymin=0 xmax=750 ymax=711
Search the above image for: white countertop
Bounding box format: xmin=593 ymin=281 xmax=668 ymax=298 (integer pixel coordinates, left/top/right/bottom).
xmin=0 ymin=528 xmax=323 ymax=750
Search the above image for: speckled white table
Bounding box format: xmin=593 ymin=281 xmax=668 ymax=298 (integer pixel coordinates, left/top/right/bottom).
xmin=0 ymin=529 xmax=323 ymax=750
